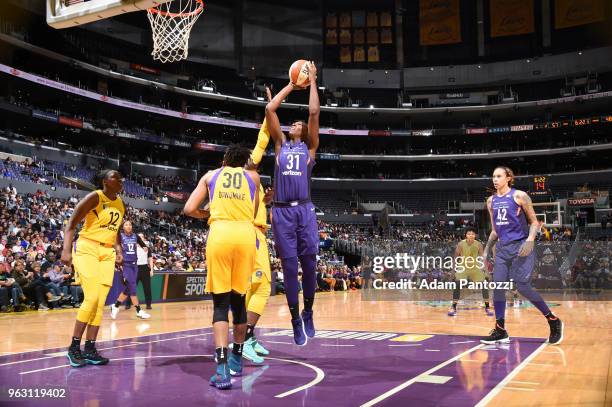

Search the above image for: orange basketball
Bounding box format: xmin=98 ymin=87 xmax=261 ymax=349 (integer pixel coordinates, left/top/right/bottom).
xmin=289 ymin=59 xmax=310 ymax=88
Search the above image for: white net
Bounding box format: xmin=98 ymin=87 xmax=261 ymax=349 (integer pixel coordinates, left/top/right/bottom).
xmin=146 ymin=0 xmax=204 ymax=63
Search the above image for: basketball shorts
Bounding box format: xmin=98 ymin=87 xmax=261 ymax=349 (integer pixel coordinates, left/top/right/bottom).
xmin=73 ymin=237 xmax=116 ymax=287
xmin=121 ymin=263 xmax=138 ymax=296
xmin=493 ymin=239 xmax=536 ymax=284
xmin=205 ymin=221 xmax=256 ymax=295
xmin=246 ymin=228 xmax=272 ymax=315
xmin=455 ymin=268 xmax=486 ymax=283
xmin=271 ymin=202 xmax=318 ymax=259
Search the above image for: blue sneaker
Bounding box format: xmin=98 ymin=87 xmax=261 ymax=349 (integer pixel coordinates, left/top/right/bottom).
xmin=252 ymin=338 xmax=269 ymax=356
xmin=83 ymin=348 xmax=109 ymax=365
xmin=209 ymin=363 xmax=232 ymax=390
xmin=66 ymin=347 xmax=86 ymax=368
xmin=228 ymin=352 xmax=243 ymax=376
xmin=242 ymin=338 xmax=264 ymax=364
xmin=301 ymin=310 xmax=315 ymax=338
xmin=291 ymin=318 xmax=307 ymax=346
xmin=447 ymin=307 xmax=457 ymax=316
xmin=485 ymin=307 xmax=494 ymax=317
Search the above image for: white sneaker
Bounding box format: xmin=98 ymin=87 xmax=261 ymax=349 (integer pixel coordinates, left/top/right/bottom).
xmin=136 ymin=309 xmax=150 ymax=319
xmin=110 ymin=304 xmax=120 ymax=319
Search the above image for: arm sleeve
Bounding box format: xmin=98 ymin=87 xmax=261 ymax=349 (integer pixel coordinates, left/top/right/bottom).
xmin=136 ymin=235 xmax=146 ymax=248
xmin=249 ymin=118 xmax=271 ymax=165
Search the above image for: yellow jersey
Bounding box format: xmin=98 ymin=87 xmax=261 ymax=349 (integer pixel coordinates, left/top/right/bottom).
xmin=254 ymin=184 xmax=268 ymax=231
xmin=208 ymin=167 xmax=256 ymax=224
xmin=458 ymin=239 xmax=481 ymax=271
xmin=79 ymin=190 xmax=125 ymax=245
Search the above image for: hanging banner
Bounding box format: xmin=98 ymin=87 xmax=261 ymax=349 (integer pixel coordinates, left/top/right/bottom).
xmin=59 ymin=116 xmax=83 ymax=129
xmin=419 ymin=0 xmax=462 ymax=45
xmin=555 ymin=0 xmax=604 ymax=29
xmin=490 ymin=0 xmax=534 ymax=37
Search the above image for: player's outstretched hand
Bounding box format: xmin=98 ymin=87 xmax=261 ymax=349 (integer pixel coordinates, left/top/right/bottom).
xmin=308 ymin=61 xmax=317 ymax=84
xmin=115 ymin=252 xmax=123 ymax=265
xmin=518 ymin=240 xmax=534 ymax=257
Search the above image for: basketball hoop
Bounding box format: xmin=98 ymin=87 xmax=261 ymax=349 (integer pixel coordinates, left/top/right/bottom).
xmin=147 ymin=0 xmax=205 ymax=63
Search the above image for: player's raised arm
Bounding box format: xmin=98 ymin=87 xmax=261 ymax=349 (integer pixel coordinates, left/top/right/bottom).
xmin=247 ymin=86 xmax=273 ymax=170
xmin=183 ymin=171 xmax=212 ymax=219
xmin=265 ymin=83 xmax=295 ymax=152
xmin=306 ymin=62 xmax=320 ymax=158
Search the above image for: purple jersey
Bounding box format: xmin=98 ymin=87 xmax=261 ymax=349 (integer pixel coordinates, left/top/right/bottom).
xmin=274 ymin=141 xmax=314 ymax=202
xmin=121 ymin=232 xmax=138 ymax=264
xmin=491 ymin=188 xmax=529 ymax=242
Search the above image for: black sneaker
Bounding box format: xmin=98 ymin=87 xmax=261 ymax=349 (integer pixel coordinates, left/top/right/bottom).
xmin=66 ymin=347 xmax=86 ymax=368
xmin=83 ymin=348 xmax=109 ymax=365
xmin=547 ymin=317 xmax=563 ymax=345
xmin=480 ymin=326 xmax=510 ymax=344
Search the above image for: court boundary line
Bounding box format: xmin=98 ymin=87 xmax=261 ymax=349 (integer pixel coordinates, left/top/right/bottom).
xmin=474 ymin=342 xmax=547 ymax=407
xmin=0 ymin=332 xmax=213 ymax=367
xmin=359 ymin=344 xmax=485 ymax=407
xmin=20 ymin=354 xmax=213 ymax=375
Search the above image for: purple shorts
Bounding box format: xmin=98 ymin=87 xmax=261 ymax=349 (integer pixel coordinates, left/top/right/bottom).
xmin=122 ymin=263 xmax=138 ymax=296
xmin=493 ymin=240 xmax=535 ymax=284
xmin=271 ymin=202 xmax=318 ymax=259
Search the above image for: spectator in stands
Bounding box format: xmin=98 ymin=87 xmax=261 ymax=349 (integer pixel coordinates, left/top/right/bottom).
xmin=0 ymin=263 xmax=26 ymax=311
xmin=12 ymin=259 xmax=60 ymax=310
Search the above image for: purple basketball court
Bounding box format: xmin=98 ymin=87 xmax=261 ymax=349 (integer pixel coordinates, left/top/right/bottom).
xmin=0 ymin=327 xmax=545 ymax=406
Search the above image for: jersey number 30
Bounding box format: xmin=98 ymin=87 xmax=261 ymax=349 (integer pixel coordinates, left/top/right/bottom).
xmin=222 ymin=172 xmax=243 ymax=189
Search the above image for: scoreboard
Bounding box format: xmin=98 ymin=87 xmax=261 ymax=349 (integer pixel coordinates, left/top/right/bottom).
xmin=530 ymin=175 xmax=551 ymax=197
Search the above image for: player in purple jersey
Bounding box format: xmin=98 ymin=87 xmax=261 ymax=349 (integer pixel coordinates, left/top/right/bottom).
xmin=481 ymin=166 xmax=562 ymax=345
xmin=110 ymin=221 xmax=150 ymax=320
xmin=265 ymin=61 xmax=319 ymax=345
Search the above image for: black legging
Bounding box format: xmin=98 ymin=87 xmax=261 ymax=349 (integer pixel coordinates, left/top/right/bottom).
xmin=137 ymin=265 xmax=152 ymax=307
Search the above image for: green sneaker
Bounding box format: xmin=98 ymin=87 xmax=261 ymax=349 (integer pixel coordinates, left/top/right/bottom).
xmin=252 ymin=337 xmax=270 ymax=356
xmin=242 ymin=338 xmax=264 ymax=364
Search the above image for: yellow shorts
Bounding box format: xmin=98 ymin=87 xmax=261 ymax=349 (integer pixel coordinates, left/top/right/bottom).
xmin=246 ymin=228 xmax=272 ymax=315
xmin=455 ymin=268 xmax=486 ymax=283
xmin=73 ymin=237 xmax=116 ymax=287
xmin=254 ymin=228 xmax=271 ymax=280
xmin=205 ymin=221 xmax=256 ymax=295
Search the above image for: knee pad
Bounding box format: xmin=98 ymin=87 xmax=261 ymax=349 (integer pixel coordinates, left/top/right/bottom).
xmin=212 ymin=292 xmax=231 ymax=323
xmin=230 ymin=291 xmax=246 ymax=325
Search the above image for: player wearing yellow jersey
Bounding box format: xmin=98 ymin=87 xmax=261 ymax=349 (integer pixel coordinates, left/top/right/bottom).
xmin=61 ymin=170 xmax=125 ymax=368
xmin=184 ymin=145 xmax=260 ymax=390
xmin=448 ymin=227 xmax=493 ymax=317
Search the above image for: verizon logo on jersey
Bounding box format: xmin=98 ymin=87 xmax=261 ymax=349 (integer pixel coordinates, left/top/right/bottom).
xmin=281 ymin=170 xmax=303 ymax=176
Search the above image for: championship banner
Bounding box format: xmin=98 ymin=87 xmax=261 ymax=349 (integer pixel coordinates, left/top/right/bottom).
xmin=555 ymin=0 xmax=604 ymax=29
xmin=490 ymin=0 xmax=534 ymax=37
xmin=419 ymin=0 xmax=462 ymax=45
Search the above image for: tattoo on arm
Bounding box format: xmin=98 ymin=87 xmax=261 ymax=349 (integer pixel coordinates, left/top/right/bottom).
xmin=519 ymin=191 xmax=539 ymax=240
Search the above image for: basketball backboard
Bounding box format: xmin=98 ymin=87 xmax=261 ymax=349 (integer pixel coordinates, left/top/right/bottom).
xmin=46 ymin=0 xmax=173 ymax=29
